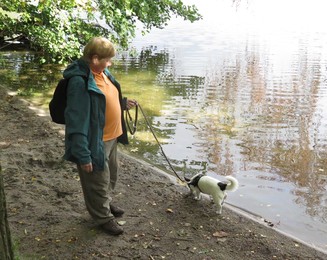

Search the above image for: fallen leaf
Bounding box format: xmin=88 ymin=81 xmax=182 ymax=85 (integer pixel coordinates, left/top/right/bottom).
xmin=166 ymin=208 xmax=174 ymax=213
xmin=67 ymin=236 xmax=78 ymax=243
xmin=213 ymin=231 xmax=228 ymax=238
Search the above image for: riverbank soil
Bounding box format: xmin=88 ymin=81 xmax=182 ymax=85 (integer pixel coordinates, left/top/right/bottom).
xmin=1 ymin=85 xmax=326 ymax=259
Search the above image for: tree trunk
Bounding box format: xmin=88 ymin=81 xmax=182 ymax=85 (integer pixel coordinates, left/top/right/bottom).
xmin=0 ymin=164 xmax=14 ymax=260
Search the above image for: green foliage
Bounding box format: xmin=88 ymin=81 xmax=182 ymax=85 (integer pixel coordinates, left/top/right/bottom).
xmin=0 ymin=0 xmax=201 ymax=63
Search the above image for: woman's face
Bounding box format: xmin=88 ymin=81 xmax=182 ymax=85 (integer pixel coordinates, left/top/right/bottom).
xmin=90 ymin=56 xmax=113 ymax=73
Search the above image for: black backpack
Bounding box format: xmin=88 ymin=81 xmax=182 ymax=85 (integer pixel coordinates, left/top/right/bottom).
xmin=49 ymin=76 xmax=87 ymax=124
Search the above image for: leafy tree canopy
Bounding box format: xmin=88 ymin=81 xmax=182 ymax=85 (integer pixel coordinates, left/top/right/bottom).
xmin=0 ymin=0 xmax=201 ymax=63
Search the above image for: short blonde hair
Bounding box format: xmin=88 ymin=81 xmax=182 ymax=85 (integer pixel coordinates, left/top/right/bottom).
xmin=83 ymin=37 xmax=116 ymax=62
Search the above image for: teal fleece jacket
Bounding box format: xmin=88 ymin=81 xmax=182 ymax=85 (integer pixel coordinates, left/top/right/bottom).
xmin=63 ymin=59 xmax=128 ymax=171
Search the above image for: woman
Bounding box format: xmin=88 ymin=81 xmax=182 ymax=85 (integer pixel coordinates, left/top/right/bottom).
xmin=63 ymin=37 xmax=136 ymax=235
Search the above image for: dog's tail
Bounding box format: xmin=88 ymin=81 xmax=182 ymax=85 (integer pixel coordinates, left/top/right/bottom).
xmin=225 ymin=176 xmax=239 ymax=192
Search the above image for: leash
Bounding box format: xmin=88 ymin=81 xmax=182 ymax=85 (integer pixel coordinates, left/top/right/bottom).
xmin=125 ymin=104 xmax=138 ymax=135
xmin=125 ymin=104 xmax=186 ymax=183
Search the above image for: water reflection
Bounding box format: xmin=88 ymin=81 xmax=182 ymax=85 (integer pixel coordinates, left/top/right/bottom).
xmin=0 ymin=51 xmax=63 ymax=104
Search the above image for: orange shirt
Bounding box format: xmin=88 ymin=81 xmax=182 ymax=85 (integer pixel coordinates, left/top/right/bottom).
xmin=92 ymin=71 xmax=122 ymax=141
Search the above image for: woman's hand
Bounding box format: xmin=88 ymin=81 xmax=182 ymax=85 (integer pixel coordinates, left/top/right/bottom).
xmin=80 ymin=162 xmax=93 ymax=173
xmin=127 ymin=99 xmax=137 ymax=110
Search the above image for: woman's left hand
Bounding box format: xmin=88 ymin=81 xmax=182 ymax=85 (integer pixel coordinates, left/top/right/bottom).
xmin=127 ymin=99 xmax=137 ymax=110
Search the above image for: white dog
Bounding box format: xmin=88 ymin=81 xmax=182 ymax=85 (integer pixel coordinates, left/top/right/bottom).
xmin=185 ymin=173 xmax=239 ymax=214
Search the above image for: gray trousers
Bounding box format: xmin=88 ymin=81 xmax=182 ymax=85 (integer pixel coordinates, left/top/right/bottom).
xmin=77 ymin=139 xmax=118 ymax=225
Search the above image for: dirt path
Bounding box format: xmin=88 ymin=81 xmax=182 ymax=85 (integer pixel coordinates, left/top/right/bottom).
xmin=1 ymin=85 xmax=326 ymax=259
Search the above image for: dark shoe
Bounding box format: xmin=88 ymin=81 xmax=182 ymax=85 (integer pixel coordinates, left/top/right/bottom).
xmin=101 ymin=219 xmax=124 ymax=235
xmin=110 ymin=204 xmax=125 ymax=217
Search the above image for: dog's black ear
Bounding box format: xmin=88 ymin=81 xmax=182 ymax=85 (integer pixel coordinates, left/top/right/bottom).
xmin=184 ymin=177 xmax=191 ymax=182
xmin=218 ymin=182 xmax=227 ymax=191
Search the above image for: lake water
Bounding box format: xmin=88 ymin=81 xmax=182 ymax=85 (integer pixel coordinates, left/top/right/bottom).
xmin=1 ymin=0 xmax=327 ymax=253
